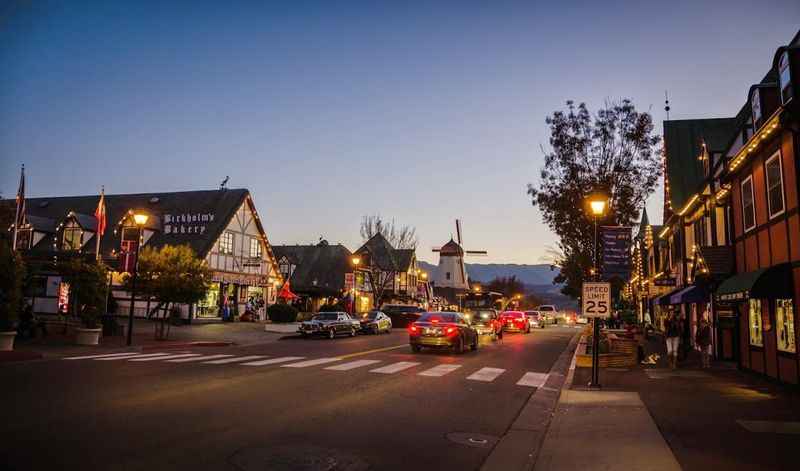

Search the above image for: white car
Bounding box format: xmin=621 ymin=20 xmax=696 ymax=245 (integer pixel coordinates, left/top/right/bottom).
xmin=536 ymin=305 xmax=559 ymax=324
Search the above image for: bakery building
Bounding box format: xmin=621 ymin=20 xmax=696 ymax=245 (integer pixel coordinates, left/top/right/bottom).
xmin=11 ymin=188 xmax=282 ymax=322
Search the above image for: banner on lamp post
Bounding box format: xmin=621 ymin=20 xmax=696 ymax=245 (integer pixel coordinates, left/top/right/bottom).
xmin=601 ymin=226 xmax=632 ymax=279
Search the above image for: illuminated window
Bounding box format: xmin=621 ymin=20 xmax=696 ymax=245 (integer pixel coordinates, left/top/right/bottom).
xmin=741 ymin=176 xmax=756 ymax=232
xmin=749 ymin=299 xmax=763 ymax=347
xmin=779 ymin=51 xmax=792 ymax=104
xmin=62 ymin=227 xmax=82 ymax=251
xmin=765 ymin=152 xmax=785 ymax=219
xmin=219 ymin=232 xmax=234 ymax=254
xmin=776 ymin=299 xmax=795 ymax=353
xmin=249 ymin=237 xmax=262 ymax=258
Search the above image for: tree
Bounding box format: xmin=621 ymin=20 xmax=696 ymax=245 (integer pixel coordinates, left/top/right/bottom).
xmin=486 ymin=276 xmax=526 ymax=298
xmin=127 ymin=244 xmax=211 ymax=339
xmin=527 ymin=99 xmax=661 ymax=298
xmin=57 ymin=257 xmax=109 ymax=328
xmin=0 ymin=239 xmax=25 ymax=331
xmin=360 ymin=215 xmax=418 ymax=250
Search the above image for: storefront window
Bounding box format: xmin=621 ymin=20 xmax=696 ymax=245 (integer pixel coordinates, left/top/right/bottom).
xmin=776 ymin=299 xmax=795 ymax=353
xmin=197 ymin=282 xmax=220 ymax=317
xmin=749 ymin=299 xmax=763 ymax=347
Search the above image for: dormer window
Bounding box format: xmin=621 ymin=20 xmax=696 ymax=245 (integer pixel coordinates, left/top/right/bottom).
xmin=62 ymin=226 xmax=82 ymax=250
xmin=779 ymin=51 xmax=792 ymax=104
xmin=751 ymin=89 xmax=762 ymax=125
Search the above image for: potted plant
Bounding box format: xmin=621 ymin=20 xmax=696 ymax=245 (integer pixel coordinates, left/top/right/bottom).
xmin=75 ymin=304 xmax=102 ymax=346
xmin=0 ymin=240 xmax=25 ymax=351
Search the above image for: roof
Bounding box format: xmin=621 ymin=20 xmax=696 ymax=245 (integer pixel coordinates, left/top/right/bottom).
xmin=439 ymin=238 xmax=463 ymax=256
xmin=394 ymin=249 xmax=416 ymax=271
xmin=355 ymin=233 xmax=399 ymax=271
xmin=25 ymin=214 xmax=58 ymax=233
xmin=663 ymin=118 xmax=739 ymax=212
xmin=6 ymin=188 xmax=251 ymax=258
xmin=272 ymin=243 xmax=353 ymax=296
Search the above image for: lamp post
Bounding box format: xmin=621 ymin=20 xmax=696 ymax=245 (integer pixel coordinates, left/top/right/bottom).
xmin=587 ymin=193 xmax=607 ymax=388
xmin=126 ymin=213 xmax=148 ymax=346
xmin=351 ymin=256 xmax=361 ymax=314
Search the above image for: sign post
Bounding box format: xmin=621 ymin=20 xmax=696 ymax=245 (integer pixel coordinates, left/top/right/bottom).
xmin=582 ymin=282 xmax=611 ymax=388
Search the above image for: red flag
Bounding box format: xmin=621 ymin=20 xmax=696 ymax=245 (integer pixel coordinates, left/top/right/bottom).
xmin=94 ymin=189 xmax=106 ymax=236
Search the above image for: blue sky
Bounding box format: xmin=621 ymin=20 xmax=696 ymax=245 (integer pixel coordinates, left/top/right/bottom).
xmin=2 ymin=1 xmax=799 ymax=263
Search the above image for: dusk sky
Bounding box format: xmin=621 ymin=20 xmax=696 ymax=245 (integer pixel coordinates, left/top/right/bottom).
xmin=2 ymin=1 xmax=799 ymax=264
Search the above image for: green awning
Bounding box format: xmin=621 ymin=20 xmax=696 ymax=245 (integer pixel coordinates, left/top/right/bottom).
xmin=715 ymin=264 xmax=794 ymax=302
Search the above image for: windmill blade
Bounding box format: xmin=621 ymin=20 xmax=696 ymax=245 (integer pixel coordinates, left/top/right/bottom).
xmin=431 ymin=247 xmax=442 ymax=252
xmin=465 ymin=250 xmax=488 ymax=256
xmin=455 ymin=219 xmax=463 ymax=246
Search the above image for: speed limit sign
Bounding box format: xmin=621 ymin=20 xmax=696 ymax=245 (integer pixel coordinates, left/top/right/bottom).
xmin=582 ymin=282 xmax=611 ymax=318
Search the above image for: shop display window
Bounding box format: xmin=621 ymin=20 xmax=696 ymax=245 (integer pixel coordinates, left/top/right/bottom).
xmin=749 ymin=299 xmax=763 ymax=347
xmin=776 ymin=299 xmax=795 ymax=353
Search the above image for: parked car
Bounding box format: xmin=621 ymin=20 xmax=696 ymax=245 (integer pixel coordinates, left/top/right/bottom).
xmin=298 ymin=312 xmax=361 ymax=339
xmin=500 ymin=311 xmax=532 ymax=333
xmin=381 ymin=304 xmax=425 ymax=328
xmin=524 ymin=310 xmax=546 ymax=329
xmin=358 ymin=311 xmax=392 ymax=334
xmin=408 ymin=312 xmax=479 ymax=353
xmin=469 ymin=309 xmax=503 ymax=340
xmin=536 ymin=305 xmax=559 ymax=325
xmin=576 ymin=315 xmax=589 ymax=325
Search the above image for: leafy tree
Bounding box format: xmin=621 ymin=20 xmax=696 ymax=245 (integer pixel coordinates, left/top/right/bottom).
xmin=57 ymin=257 xmax=109 ymax=328
xmin=527 ymin=99 xmax=661 ymax=297
xmin=267 ymin=304 xmax=298 ymax=323
xmin=0 ymin=239 xmax=25 ymax=331
xmin=486 ymin=276 xmax=525 ymax=298
xmin=127 ymin=244 xmax=210 ymax=338
xmin=360 ymin=215 xmax=418 ymax=250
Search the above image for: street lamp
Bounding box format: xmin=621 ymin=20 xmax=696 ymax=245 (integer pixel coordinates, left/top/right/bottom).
xmin=586 ymin=191 xmax=607 ymax=389
xmin=351 ymin=256 xmax=361 ymax=314
xmin=126 ymin=212 xmax=148 ymax=346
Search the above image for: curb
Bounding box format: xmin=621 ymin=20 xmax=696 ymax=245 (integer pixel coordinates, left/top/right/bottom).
xmin=480 ymin=332 xmax=581 ymax=471
xmin=0 ymin=351 xmax=44 ymax=363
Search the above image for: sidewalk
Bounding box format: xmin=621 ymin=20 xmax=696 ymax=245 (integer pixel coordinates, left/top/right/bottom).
xmin=537 ymin=334 xmax=800 ymax=471
xmin=4 ymin=318 xmax=284 ymax=361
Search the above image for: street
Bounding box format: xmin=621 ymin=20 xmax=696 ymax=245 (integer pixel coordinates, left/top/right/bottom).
xmin=1 ymin=326 xmax=578 ymax=470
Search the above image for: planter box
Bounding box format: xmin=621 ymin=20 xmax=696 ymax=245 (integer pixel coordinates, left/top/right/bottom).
xmin=75 ymin=328 xmax=102 ymax=346
xmin=575 ymin=335 xmax=637 ymax=368
xmin=0 ymin=331 xmax=16 ymax=351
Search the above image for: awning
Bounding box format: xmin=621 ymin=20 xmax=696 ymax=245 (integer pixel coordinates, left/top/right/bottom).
xmin=669 ymin=285 xmax=709 ymax=305
xmin=654 ymin=287 xmax=684 ymax=306
xmin=715 ymin=263 xmax=794 ymax=302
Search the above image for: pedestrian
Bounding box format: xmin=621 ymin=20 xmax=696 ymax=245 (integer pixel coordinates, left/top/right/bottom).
xmin=664 ymin=312 xmax=681 ymax=369
xmin=696 ymin=317 xmax=712 ymax=368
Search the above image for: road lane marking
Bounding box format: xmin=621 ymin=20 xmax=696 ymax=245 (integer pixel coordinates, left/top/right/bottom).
xmin=516 ymin=372 xmax=549 ymax=387
xmin=467 ymin=367 xmax=506 ymax=382
xmin=324 ymin=359 xmax=381 ymax=371
xmin=128 ymin=353 xmax=202 ymax=362
xmin=418 ymin=364 xmax=461 ymax=377
xmin=241 ymin=356 xmax=305 ymax=366
xmin=166 ymin=354 xmax=233 ymax=363
xmin=64 ymin=352 xmax=140 ymax=360
xmin=203 ymin=355 xmax=266 ymax=364
xmin=370 ymin=361 xmax=421 ymax=374
xmin=336 ymin=344 xmax=408 ymax=360
xmin=94 ymin=352 xmax=171 ymax=361
xmin=281 ymin=358 xmax=342 ymax=368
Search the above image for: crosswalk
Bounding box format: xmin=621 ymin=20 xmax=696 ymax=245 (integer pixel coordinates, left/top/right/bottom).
xmin=61 ymin=351 xmax=550 ymax=387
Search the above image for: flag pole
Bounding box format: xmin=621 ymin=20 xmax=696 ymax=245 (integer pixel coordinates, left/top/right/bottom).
xmin=95 ymin=186 xmax=105 ymax=261
xmin=12 ymin=164 xmax=25 ymax=251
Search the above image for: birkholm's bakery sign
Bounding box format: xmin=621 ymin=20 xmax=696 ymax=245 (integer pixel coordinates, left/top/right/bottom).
xmin=163 ymin=213 xmax=215 ymax=235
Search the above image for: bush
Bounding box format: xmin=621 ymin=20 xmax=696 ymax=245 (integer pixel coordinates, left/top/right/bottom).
xmin=318 ymin=302 xmax=345 ymax=313
xmin=267 ymin=304 xmax=299 ymax=323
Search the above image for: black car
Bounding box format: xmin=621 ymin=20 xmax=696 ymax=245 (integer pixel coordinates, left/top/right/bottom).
xmin=409 ymin=312 xmax=479 ymax=354
xmin=381 ymin=304 xmax=425 ymax=328
xmin=357 ymin=311 xmax=393 ymax=334
xmin=468 ymin=309 xmax=503 ymax=340
xmin=298 ymin=312 xmax=361 ymax=339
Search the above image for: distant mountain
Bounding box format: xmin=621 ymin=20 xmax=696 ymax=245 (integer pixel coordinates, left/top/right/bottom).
xmin=416 ymin=261 xmax=558 ymax=286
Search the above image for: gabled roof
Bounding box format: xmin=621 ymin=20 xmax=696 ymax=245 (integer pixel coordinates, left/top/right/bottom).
xmin=394 ymin=249 xmax=416 ymax=272
xmin=663 ymin=117 xmax=738 ymax=212
xmin=439 ymin=238 xmax=463 ymax=256
xmin=6 ymin=188 xmax=251 ymax=258
xmin=355 ymin=233 xmax=399 ymax=271
xmin=69 ymin=212 xmax=98 ymax=232
xmin=272 ymin=243 xmax=353 ymax=296
xmin=25 ymin=214 xmax=58 ymax=233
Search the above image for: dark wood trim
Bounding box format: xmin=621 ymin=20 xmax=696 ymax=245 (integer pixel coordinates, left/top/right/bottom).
xmin=732 ymin=206 xmax=799 ymax=244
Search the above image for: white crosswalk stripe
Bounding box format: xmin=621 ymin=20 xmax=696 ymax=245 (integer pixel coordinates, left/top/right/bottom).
xmin=241 ymin=356 xmax=305 ymax=366
xmin=370 ymin=361 xmax=420 ymax=374
xmin=166 ymin=354 xmax=234 ymax=363
xmin=128 ymin=353 xmax=201 ymax=362
xmin=467 ymin=367 xmax=506 ymax=382
xmin=203 ymin=355 xmax=266 ymax=365
xmin=418 ymin=364 xmax=461 ymax=377
xmin=282 ymin=358 xmax=342 ymax=368
xmin=94 ymin=352 xmax=171 ymax=361
xmin=516 ymin=372 xmax=549 ymax=388
xmin=64 ymin=352 xmax=141 ymax=360
xmin=324 ymin=359 xmax=381 ymax=371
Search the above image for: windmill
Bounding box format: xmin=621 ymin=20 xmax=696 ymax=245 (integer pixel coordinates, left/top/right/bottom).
xmin=431 ymin=219 xmax=487 ymax=290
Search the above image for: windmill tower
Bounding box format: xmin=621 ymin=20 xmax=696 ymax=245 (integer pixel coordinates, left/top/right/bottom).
xmin=432 ymin=220 xmax=487 ymax=290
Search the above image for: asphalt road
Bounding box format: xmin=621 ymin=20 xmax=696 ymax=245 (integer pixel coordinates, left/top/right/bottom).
xmin=1 ymin=325 xmax=578 ymax=471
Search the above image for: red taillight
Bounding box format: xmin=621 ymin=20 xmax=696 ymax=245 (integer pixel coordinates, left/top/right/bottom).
xmin=445 ymin=326 xmax=457 ymax=336
xmin=409 ymin=324 xmax=418 ymax=334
